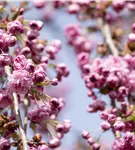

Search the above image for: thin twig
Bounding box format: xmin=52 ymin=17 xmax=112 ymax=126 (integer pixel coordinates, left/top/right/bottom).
xmin=13 ymin=93 xmax=28 ymax=150
xmin=111 ymin=99 xmax=116 ymax=108
xmin=5 ymin=66 xmax=28 ymax=150
xmin=24 ymin=98 xmax=29 ymax=133
xmin=97 ymin=18 xmax=119 ymax=56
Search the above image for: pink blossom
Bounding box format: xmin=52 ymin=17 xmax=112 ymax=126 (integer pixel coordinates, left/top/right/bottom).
xmin=0 ymin=138 xmax=10 ymax=150
xmin=7 ymin=70 xmax=33 ymax=94
xmin=13 ymin=55 xmax=27 ymax=70
xmin=28 ymin=105 xmax=50 ymax=122
xmin=0 ymin=90 xmax=12 ymax=108
xmin=38 ymin=145 xmax=49 ymax=150
xmin=7 ymin=20 xmax=24 ymax=34
xmin=33 ymin=1 xmax=46 ymax=9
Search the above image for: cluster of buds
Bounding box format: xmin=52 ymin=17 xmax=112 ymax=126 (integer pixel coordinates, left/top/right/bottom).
xmin=0 ymin=114 xmax=18 ymax=138
xmin=82 ymin=130 xmax=100 ymax=150
xmin=65 ymin=24 xmax=92 ymax=53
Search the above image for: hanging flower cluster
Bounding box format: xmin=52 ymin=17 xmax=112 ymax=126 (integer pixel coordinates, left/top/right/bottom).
xmin=0 ymin=2 xmax=71 ymax=150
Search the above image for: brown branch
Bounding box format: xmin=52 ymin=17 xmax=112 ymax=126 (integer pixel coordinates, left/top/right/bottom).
xmin=97 ymin=18 xmax=119 ymax=56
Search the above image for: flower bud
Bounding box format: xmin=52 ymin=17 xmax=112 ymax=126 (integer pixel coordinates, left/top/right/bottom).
xmin=51 ymin=78 xmax=58 ymax=86
xmin=27 ymin=30 xmax=39 ymax=40
xmin=101 ymin=121 xmax=111 ymax=131
xmin=82 ymin=130 xmax=90 ymax=139
xmin=33 ymin=1 xmax=46 ymax=9
xmin=56 ymin=124 xmax=64 ymax=133
xmin=67 ymin=3 xmax=80 ymax=14
xmin=87 ymin=137 xmax=94 ymax=145
xmin=33 ymin=133 xmax=42 ymax=142
xmin=48 ymin=137 xmax=61 ymax=148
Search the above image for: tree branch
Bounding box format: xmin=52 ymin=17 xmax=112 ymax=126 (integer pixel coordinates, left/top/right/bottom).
xmin=13 ymin=93 xmax=28 ymax=150
xmin=5 ymin=66 xmax=28 ymax=150
xmin=24 ymin=98 xmax=28 ymax=133
xmin=97 ymin=18 xmax=119 ymax=56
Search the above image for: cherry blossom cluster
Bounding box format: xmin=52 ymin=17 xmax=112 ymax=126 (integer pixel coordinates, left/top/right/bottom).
xmin=65 ymin=24 xmax=92 ymax=54
xmin=82 ymin=55 xmax=135 ymax=104
xmin=112 ymin=132 xmax=135 ymax=150
xmin=0 ymin=2 xmax=71 ymax=150
xmin=66 ymin=30 xmax=135 ymax=150
xmin=61 ymin=0 xmax=135 ymax=150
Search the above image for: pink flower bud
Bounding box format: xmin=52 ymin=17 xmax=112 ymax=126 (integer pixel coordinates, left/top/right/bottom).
xmin=63 ymin=120 xmax=71 ymax=133
xmin=33 ymin=1 xmax=46 ymax=9
xmin=36 ymin=43 xmax=44 ymax=53
xmin=56 ymin=63 xmax=69 ymax=77
xmin=51 ymin=39 xmax=62 ymax=51
xmin=132 ymin=23 xmax=135 ymax=33
xmin=82 ymin=130 xmax=90 ymax=139
xmin=77 ymin=52 xmax=89 ymax=67
xmin=0 ymin=138 xmax=10 ymax=150
xmin=7 ymin=36 xmax=16 ymax=47
xmin=0 ymin=90 xmax=12 ymax=109
xmin=13 ymin=55 xmax=27 ymax=70
xmin=92 ymin=143 xmax=100 ymax=150
xmin=128 ymin=33 xmax=135 ymax=42
xmin=56 ymin=124 xmax=64 ymax=133
xmin=46 ymin=45 xmax=57 ymax=59
xmin=33 ymin=67 xmax=46 ymax=82
xmin=41 ymin=56 xmax=48 ymax=64
xmin=112 ymin=0 xmax=126 ymax=12
xmin=26 ymin=59 xmax=35 ymax=73
xmin=101 ymin=121 xmax=111 ymax=131
xmin=56 ymin=132 xmax=64 ymax=139
xmin=7 ymin=20 xmax=24 ymax=34
xmin=51 ymin=78 xmax=58 ymax=86
xmin=27 ymin=30 xmax=39 ymax=40
xmin=48 ymin=137 xmax=61 ymax=148
xmin=87 ymin=137 xmax=94 ymax=145
xmin=21 ymin=47 xmax=31 ymax=56
xmin=67 ymin=3 xmax=80 ymax=14
xmin=108 ymin=114 xmax=116 ymax=124
xmin=50 ymin=97 xmax=59 ymax=108
xmin=29 ymin=20 xmax=44 ymax=31
xmin=38 ymin=145 xmax=49 ymax=150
